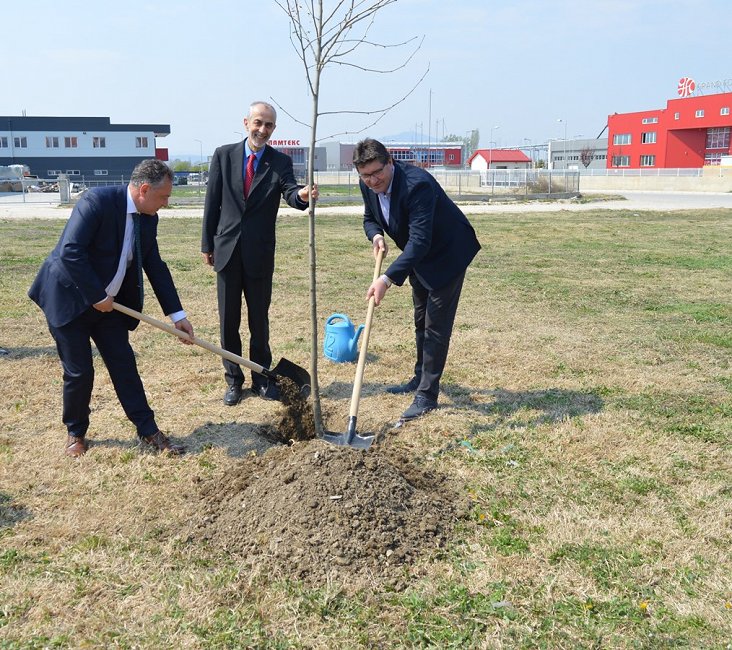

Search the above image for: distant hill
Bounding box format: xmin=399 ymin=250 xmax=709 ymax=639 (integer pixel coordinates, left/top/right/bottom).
xmin=379 ymin=131 xmax=427 ymax=142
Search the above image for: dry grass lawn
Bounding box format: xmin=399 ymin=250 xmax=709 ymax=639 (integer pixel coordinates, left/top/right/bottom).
xmin=0 ymin=206 xmax=730 ymax=648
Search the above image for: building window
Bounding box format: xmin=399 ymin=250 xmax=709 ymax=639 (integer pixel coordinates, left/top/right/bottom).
xmin=64 ymin=136 xmax=78 ymax=148
xmin=613 ymin=133 xmax=631 ymax=145
xmin=93 ymin=136 xmax=106 ymax=148
xmin=14 ymin=137 xmax=27 ymax=148
xmin=706 ymin=127 xmax=730 ymax=149
xmin=640 ymin=155 xmax=656 ymax=167
xmin=641 ymin=131 xmax=657 ymax=144
xmin=641 ymin=117 xmax=659 ymax=124
xmin=65 ymin=169 xmax=80 ymax=176
xmin=136 ymin=136 xmax=149 ymax=148
xmin=389 ymin=149 xmax=415 ymax=162
xmin=0 ymin=137 xmax=7 ymax=148
xmin=611 ymin=155 xmax=630 ymax=167
xmin=48 ymin=170 xmax=62 ymax=176
xmin=93 ymin=170 xmax=108 ymax=176
xmin=705 ymin=152 xmax=723 ymax=165
xmin=45 ymin=136 xmax=59 ymax=148
xmin=695 ymin=109 xmax=705 ymax=118
xmin=721 ymin=107 xmax=730 ymax=116
xmin=278 ymin=148 xmax=305 ymax=164
xmin=674 ymin=112 xmax=680 ymax=120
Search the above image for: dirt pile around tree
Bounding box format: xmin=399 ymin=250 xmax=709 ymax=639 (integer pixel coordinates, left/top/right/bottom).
xmin=193 ymin=440 xmax=467 ymax=589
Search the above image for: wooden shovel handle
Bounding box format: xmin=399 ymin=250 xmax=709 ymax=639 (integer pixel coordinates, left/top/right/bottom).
xmin=112 ymin=302 xmax=271 ymax=377
xmin=348 ymin=248 xmax=384 ymax=418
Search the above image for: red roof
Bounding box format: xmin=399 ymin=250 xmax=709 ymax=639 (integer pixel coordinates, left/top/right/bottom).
xmin=468 ymin=149 xmax=531 ymax=164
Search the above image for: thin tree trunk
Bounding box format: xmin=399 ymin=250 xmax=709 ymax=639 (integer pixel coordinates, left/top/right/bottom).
xmin=307 ymin=1 xmax=324 ymax=436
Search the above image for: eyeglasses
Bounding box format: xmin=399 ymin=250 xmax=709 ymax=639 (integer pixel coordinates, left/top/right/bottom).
xmin=358 ymin=164 xmax=388 ymax=181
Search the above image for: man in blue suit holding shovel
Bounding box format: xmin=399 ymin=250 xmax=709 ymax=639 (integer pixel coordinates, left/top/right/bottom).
xmin=353 ymin=138 xmax=481 ymax=423
xmin=29 ymin=159 xmax=194 ymax=457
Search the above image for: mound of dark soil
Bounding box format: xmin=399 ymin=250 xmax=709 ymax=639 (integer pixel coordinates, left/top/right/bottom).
xmin=194 ymin=440 xmax=467 ymax=589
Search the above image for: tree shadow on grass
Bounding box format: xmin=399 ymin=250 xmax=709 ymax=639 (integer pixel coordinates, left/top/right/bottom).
xmin=0 ymin=492 xmax=32 ymax=531
xmin=189 ymin=421 xmax=279 ymax=458
xmin=56 ymin=420 xmax=281 ymax=459
xmin=432 ymin=385 xmax=605 ymax=455
xmin=321 ymin=377 xmax=388 ymax=400
xmin=442 ymin=385 xmax=605 ymax=422
xmin=0 ymin=346 xmax=57 ymax=359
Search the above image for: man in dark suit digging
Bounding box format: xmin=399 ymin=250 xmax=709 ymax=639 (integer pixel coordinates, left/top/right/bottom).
xmin=353 ymin=138 xmax=481 ymax=423
xmin=201 ymin=101 xmax=318 ymax=405
xmin=29 ymin=159 xmax=194 ymax=457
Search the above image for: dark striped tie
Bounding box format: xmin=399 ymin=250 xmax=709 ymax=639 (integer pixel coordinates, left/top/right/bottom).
xmin=133 ymin=213 xmax=144 ymax=308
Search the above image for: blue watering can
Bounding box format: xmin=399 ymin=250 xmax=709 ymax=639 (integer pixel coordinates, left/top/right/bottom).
xmin=323 ymin=313 xmax=364 ymax=363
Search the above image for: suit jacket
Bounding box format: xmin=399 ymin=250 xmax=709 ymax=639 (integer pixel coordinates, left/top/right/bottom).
xmin=201 ymin=141 xmax=307 ymax=276
xmin=361 ymin=161 xmax=481 ymax=290
xmin=28 ymin=185 xmax=182 ymax=329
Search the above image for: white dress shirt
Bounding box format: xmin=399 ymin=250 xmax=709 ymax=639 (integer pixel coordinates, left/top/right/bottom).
xmin=99 ymin=188 xmax=186 ymax=324
xmin=377 ymin=175 xmax=394 ymax=225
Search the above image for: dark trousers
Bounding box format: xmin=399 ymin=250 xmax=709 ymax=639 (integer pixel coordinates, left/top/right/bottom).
xmin=410 ymin=270 xmax=466 ymax=402
xmin=216 ymin=242 xmax=273 ymax=389
xmin=49 ymin=308 xmax=157 ymax=438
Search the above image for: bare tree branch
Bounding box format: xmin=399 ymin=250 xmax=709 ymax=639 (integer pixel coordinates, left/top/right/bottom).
xmin=327 ymin=35 xmax=423 ymax=73
xmin=272 ymin=0 xmax=426 ymax=437
xmin=319 ymin=63 xmax=428 ymax=116
xmin=268 ymin=98 xmax=312 ymax=129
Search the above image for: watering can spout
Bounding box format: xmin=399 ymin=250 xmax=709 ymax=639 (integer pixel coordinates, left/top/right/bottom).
xmin=349 ymin=324 xmax=365 ymax=355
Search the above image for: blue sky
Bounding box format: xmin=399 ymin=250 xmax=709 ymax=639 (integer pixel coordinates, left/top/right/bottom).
xmin=3 ymin=0 xmax=727 ymax=160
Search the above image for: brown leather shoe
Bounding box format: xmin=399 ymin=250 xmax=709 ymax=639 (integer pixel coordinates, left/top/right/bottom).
xmin=65 ymin=435 xmax=89 ymax=458
xmin=139 ymin=430 xmax=186 ymax=455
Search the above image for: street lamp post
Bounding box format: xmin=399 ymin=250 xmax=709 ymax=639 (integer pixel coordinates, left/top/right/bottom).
xmin=523 ymin=137 xmax=532 ymax=167
xmin=489 ymin=125 xmax=500 ymax=169
xmin=194 ymin=139 xmax=203 ymax=197
xmin=557 ymin=119 xmax=567 ymax=169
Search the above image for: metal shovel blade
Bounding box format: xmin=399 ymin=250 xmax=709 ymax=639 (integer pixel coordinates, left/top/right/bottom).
xmin=270 ymin=357 xmax=311 ymax=397
xmin=320 ymin=416 xmax=375 ymax=450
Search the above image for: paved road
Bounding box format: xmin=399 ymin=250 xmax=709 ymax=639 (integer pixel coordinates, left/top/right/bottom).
xmin=1 ymin=190 xmax=731 ymax=220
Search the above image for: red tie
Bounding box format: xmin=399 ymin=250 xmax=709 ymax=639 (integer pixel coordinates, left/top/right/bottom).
xmin=244 ymin=153 xmax=256 ymax=198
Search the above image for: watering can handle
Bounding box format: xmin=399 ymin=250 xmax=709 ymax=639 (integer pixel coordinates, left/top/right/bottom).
xmin=325 ymin=313 xmax=351 ymax=326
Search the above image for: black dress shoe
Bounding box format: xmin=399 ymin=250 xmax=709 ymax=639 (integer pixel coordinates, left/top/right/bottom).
xmin=386 ymin=376 xmax=421 ymax=394
xmin=400 ymin=394 xmax=438 ymax=421
xmin=253 ymin=382 xmax=281 ymax=401
xmin=223 ymin=384 xmax=243 ymax=406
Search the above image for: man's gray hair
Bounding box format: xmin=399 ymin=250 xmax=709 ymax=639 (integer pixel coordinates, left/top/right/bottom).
xmin=130 ymin=159 xmax=174 ymax=187
xmin=249 ymin=101 xmax=277 ymax=121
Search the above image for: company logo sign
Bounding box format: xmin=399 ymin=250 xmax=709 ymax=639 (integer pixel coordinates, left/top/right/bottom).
xmin=269 ymin=139 xmax=301 ymax=146
xmin=676 ymin=76 xmax=732 ymax=97
xmin=698 ymin=78 xmax=732 ymax=92
xmin=677 ymin=76 xmax=696 ymax=98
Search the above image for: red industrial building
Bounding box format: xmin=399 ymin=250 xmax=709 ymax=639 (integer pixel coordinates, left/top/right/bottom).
xmin=607 ymin=89 xmax=732 ymax=168
xmin=384 ymin=143 xmax=463 ymax=167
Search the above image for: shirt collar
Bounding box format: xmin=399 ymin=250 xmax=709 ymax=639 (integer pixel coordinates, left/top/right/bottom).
xmin=381 ymin=171 xmax=395 ymax=198
xmin=126 ymin=187 xmax=136 ymax=214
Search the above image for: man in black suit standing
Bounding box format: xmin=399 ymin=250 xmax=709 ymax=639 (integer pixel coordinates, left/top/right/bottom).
xmin=29 ymin=159 xmax=194 ymax=457
xmin=201 ymin=101 xmax=318 ymax=405
xmin=353 ymin=138 xmax=481 ymax=422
